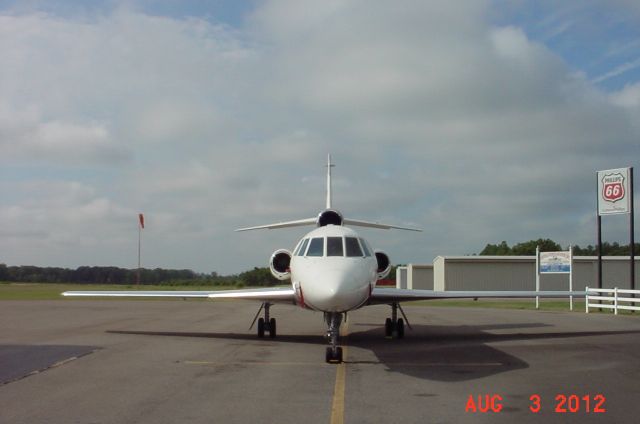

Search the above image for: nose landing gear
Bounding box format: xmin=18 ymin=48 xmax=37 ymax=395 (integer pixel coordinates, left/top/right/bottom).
xmin=325 ymin=312 xmax=344 ymax=363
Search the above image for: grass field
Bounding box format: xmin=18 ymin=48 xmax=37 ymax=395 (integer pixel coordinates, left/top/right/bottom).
xmin=413 ymin=298 xmax=586 ymax=311
xmin=407 ymin=298 xmax=637 ymax=315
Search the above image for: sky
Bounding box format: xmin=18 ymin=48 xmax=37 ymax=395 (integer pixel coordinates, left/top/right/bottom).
xmin=1 ymin=0 xmax=639 ymax=275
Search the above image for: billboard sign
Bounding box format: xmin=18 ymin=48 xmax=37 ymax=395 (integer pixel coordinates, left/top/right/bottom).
xmin=539 ymin=251 xmax=571 ymax=274
xmin=598 ymin=168 xmax=630 ymax=215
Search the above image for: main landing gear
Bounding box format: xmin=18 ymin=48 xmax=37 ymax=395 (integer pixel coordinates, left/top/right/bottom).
xmin=325 ymin=312 xmax=344 ymax=363
xmin=385 ymin=302 xmax=411 ymax=339
xmin=250 ymin=302 xmax=277 ymax=338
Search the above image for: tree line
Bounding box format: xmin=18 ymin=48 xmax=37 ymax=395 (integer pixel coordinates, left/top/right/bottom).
xmin=0 ymin=264 xmax=280 ymax=287
xmin=479 ymin=239 xmax=640 ymax=256
xmin=2 ymin=239 xmax=637 ymax=285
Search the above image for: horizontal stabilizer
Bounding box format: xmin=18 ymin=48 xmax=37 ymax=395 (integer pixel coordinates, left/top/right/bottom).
xmin=235 ymin=218 xmax=317 ymax=231
xmin=343 ymin=218 xmax=422 ymax=232
xmin=236 ymin=217 xmax=421 ymax=232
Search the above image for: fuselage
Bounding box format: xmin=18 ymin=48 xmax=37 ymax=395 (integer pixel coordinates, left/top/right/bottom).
xmin=289 ymin=225 xmax=378 ymax=312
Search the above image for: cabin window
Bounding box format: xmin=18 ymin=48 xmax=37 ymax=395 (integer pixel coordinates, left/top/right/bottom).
xmin=345 ymin=237 xmax=363 ymax=257
xmin=306 ymin=237 xmax=324 ymax=257
xmin=359 ymin=238 xmax=372 ymax=257
xmin=295 ymin=238 xmax=309 ymax=256
xmin=327 ymin=237 xmax=344 ymax=256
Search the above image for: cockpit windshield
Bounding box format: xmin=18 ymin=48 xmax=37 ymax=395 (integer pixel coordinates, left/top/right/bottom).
xmin=327 ymin=237 xmax=344 ymax=256
xmin=295 ymin=238 xmax=309 ymax=256
xmin=359 ymin=238 xmax=372 ymax=257
xmin=306 ymin=237 xmax=324 ymax=256
xmin=345 ymin=237 xmax=363 ymax=257
xmin=297 ymin=236 xmax=371 ymax=258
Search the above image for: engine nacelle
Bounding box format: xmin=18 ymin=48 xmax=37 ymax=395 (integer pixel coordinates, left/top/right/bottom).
xmin=316 ymin=209 xmax=343 ymax=227
xmin=270 ymin=249 xmax=292 ymax=280
xmin=375 ymin=250 xmax=391 ymax=280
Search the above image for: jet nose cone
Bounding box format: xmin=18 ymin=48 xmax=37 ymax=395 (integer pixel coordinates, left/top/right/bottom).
xmin=304 ymin=269 xmax=366 ymax=312
xmin=322 ymin=270 xmax=348 ymax=295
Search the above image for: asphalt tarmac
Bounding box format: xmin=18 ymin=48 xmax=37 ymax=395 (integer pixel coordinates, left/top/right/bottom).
xmin=1 ymin=299 xmax=639 ymax=424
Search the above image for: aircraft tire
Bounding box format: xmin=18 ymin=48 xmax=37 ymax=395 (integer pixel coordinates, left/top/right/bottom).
xmin=269 ymin=318 xmax=277 ymax=338
xmin=325 ymin=347 xmax=343 ymax=363
xmin=385 ymin=318 xmax=392 ymax=337
xmin=397 ymin=318 xmax=404 ymax=339
xmin=257 ymin=318 xmax=265 ymax=338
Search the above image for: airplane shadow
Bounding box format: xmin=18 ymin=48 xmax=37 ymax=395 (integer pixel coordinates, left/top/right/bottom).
xmin=106 ymin=325 xmax=640 ymax=382
xmin=345 ymin=325 xmax=640 ymax=381
xmin=107 ymin=330 xmax=323 ymax=345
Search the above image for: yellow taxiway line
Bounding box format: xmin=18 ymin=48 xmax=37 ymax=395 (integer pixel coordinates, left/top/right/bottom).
xmin=330 ymin=323 xmax=349 ymax=424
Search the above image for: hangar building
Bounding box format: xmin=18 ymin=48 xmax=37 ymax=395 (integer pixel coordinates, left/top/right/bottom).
xmin=396 ymin=256 xmax=640 ymax=291
xmin=396 ymin=264 xmax=433 ymax=290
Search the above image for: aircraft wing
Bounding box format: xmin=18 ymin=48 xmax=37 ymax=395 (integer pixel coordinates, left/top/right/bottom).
xmin=369 ymin=287 xmax=585 ymax=304
xmin=62 ymin=287 xmax=296 ymax=303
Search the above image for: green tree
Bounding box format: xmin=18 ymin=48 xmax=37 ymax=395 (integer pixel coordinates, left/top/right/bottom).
xmin=574 ymin=242 xmax=640 ymax=256
xmin=480 ymin=239 xmax=561 ymax=256
xmin=238 ymin=267 xmax=279 ymax=287
xmin=512 ymin=239 xmax=561 ymax=255
xmin=479 ymin=241 xmax=511 ymax=255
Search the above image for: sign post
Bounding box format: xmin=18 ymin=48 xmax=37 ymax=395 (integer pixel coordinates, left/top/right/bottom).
xmin=535 ymin=246 xmax=540 ymax=309
xmin=597 ymin=167 xmax=634 ymax=294
xmin=630 ymin=168 xmax=635 ymax=292
xmin=538 ymin=247 xmax=573 ymax=310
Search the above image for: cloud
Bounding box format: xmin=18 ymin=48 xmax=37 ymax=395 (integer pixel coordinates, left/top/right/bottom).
xmin=0 ymin=1 xmax=638 ymax=273
xmin=0 ymin=113 xmax=129 ymax=164
xmin=0 ymin=180 xmax=135 ymax=264
xmin=610 ymin=82 xmax=640 ymax=107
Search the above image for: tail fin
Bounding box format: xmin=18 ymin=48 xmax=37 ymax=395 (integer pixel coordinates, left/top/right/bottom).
xmin=235 ymin=154 xmax=422 ymax=232
xmin=326 ymin=153 xmax=334 ymax=209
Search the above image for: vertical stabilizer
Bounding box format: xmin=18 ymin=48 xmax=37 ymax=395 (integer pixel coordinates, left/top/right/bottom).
xmin=236 ymin=153 xmax=422 ymax=232
xmin=326 ymin=154 xmax=335 ymax=209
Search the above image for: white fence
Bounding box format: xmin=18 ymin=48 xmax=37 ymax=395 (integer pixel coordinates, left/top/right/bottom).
xmin=585 ymin=287 xmax=640 ymax=314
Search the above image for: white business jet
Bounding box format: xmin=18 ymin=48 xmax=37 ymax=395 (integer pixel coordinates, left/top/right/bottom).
xmin=64 ymin=155 xmax=581 ymax=363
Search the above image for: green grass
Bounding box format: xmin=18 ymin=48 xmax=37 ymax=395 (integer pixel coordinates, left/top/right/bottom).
xmin=408 ymin=298 xmax=585 ymax=312
xmin=0 ymin=282 xmax=248 ymax=301
xmin=408 ymin=298 xmax=640 ymax=315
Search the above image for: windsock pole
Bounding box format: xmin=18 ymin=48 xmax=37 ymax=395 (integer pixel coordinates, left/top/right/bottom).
xmin=137 ymin=213 xmax=144 ymax=285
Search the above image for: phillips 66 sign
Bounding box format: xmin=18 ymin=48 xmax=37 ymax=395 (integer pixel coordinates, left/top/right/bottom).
xmin=598 ymin=167 xmax=630 ymax=215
